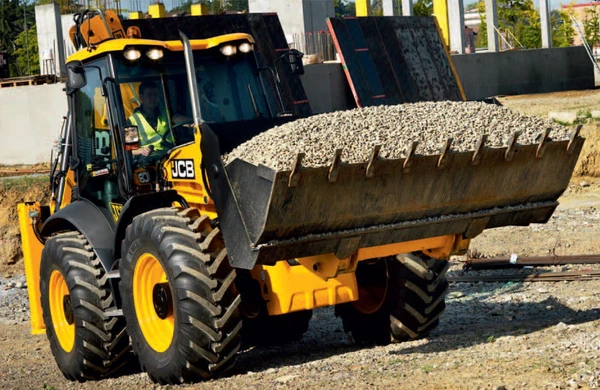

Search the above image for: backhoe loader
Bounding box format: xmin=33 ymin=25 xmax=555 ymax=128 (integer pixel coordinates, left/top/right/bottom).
xmin=18 ymin=10 xmax=584 ymax=384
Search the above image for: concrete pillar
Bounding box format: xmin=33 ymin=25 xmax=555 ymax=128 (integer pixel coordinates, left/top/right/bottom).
xmin=433 ymin=0 xmax=450 ymax=48
xmin=485 ymin=0 xmax=499 ymax=52
xmin=448 ymin=0 xmax=465 ymax=53
xmin=401 ymin=0 xmax=413 ymax=16
xmin=129 ymin=11 xmax=144 ymax=19
xmin=383 ymin=0 xmax=401 ymax=16
xmin=148 ymin=3 xmax=166 ymax=18
xmin=191 ymin=4 xmax=208 ymax=16
xmin=248 ymin=0 xmax=334 ymax=43
xmin=35 ymin=4 xmax=66 ymax=77
xmin=355 ymin=0 xmax=372 ymax=16
xmin=540 ymin=0 xmax=552 ymax=48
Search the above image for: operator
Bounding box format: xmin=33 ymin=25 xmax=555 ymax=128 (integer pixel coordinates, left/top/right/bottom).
xmin=128 ymin=81 xmax=187 ymax=159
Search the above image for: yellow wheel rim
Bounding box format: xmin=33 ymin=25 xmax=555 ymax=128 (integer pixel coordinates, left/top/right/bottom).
xmin=49 ymin=270 xmax=75 ymax=352
xmin=133 ymin=253 xmax=174 ymax=353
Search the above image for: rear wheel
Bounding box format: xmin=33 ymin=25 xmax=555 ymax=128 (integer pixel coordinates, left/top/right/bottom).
xmin=335 ymin=253 xmax=448 ymax=345
xmin=120 ymin=207 xmax=242 ymax=384
xmin=390 ymin=253 xmax=449 ymax=341
xmin=40 ymin=232 xmax=129 ymax=381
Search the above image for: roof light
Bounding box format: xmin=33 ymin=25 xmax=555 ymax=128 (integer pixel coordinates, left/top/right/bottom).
xmin=220 ymin=45 xmax=237 ymax=56
xmin=238 ymin=42 xmax=253 ymax=53
xmin=146 ymin=48 xmax=164 ymax=60
xmin=124 ymin=48 xmax=141 ymax=61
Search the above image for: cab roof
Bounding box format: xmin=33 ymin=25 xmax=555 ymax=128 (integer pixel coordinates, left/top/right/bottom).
xmin=67 ymin=32 xmax=254 ymax=63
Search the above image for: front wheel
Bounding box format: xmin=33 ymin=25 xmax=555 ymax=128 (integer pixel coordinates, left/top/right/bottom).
xmin=120 ymin=207 xmax=242 ymax=384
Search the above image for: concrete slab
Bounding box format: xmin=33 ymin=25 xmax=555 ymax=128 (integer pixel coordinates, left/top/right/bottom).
xmin=548 ymin=111 xmax=578 ymax=124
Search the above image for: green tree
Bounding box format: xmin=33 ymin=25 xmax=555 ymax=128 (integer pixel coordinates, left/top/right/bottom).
xmin=582 ymin=6 xmax=600 ymax=47
xmin=335 ymin=0 xmax=356 ymax=17
xmin=476 ymin=0 xmax=541 ymax=49
xmin=551 ymin=9 xmax=575 ymax=47
xmin=13 ymin=24 xmax=39 ymax=76
xmin=0 ymin=0 xmax=37 ymax=77
xmin=414 ymin=0 xmax=433 ymax=16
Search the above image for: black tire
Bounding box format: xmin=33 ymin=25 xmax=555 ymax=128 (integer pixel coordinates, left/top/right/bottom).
xmin=237 ymin=270 xmax=312 ymax=345
xmin=390 ymin=253 xmax=449 ymax=341
xmin=335 ymin=259 xmax=392 ymax=345
xmin=40 ymin=232 xmax=130 ymax=381
xmin=120 ymin=207 xmax=242 ymax=384
xmin=335 ymin=252 xmax=449 ymax=345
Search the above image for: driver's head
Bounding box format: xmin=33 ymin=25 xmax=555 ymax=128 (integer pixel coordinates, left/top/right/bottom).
xmin=139 ymin=81 xmax=159 ymax=111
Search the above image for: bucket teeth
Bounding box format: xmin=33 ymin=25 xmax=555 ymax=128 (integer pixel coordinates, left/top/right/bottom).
xmin=288 ymin=152 xmax=305 ymax=188
xmin=403 ymin=141 xmax=419 ymax=172
xmin=536 ymin=128 xmax=551 ymax=159
xmin=365 ymin=144 xmax=382 ymax=178
xmin=327 ymin=149 xmax=343 ymax=183
xmin=504 ymin=131 xmax=521 ymax=161
xmin=437 ymin=138 xmax=453 ymax=168
xmin=567 ymin=124 xmax=583 ymax=155
xmin=471 ymin=134 xmax=487 ymax=166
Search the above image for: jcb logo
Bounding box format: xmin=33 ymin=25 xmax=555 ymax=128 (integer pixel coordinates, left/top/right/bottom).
xmin=171 ymin=159 xmax=195 ymax=179
xmin=109 ymin=203 xmax=123 ymax=222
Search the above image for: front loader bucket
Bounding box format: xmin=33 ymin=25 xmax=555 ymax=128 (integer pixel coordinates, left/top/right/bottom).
xmin=207 ymin=127 xmax=584 ymax=270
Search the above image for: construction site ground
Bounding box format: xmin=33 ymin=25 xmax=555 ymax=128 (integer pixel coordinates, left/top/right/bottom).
xmin=1 ymin=90 xmax=600 ymax=389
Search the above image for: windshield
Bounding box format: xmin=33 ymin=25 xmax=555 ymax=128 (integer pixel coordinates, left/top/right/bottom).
xmin=114 ymin=48 xmax=273 ymax=146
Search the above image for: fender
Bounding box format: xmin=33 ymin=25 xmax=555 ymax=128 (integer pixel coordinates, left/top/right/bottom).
xmin=113 ymin=190 xmax=188 ymax=260
xmin=41 ymin=199 xmax=116 ymax=271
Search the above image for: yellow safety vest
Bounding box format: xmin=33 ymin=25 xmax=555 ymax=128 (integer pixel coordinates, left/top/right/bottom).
xmin=129 ymin=108 xmax=174 ymax=152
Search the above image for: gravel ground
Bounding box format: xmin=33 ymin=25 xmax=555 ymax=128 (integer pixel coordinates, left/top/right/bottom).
xmin=224 ymin=102 xmax=571 ymax=170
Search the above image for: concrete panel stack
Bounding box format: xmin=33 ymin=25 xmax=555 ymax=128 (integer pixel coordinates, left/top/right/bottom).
xmin=248 ymin=0 xmax=334 ymax=43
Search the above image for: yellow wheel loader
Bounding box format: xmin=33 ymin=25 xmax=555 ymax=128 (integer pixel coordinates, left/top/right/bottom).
xmin=18 ymin=10 xmax=584 ymax=384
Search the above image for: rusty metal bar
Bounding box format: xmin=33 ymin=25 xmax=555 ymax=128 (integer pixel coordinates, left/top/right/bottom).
xmin=464 ymin=254 xmax=600 ymax=270
xmin=449 ymin=270 xmax=600 ymax=283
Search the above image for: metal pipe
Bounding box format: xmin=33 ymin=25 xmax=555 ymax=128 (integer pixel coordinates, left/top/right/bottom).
xmin=179 ymin=31 xmax=204 ymax=125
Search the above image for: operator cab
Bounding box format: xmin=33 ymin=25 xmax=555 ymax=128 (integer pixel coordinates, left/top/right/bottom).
xmin=58 ymin=10 xmax=301 ymax=223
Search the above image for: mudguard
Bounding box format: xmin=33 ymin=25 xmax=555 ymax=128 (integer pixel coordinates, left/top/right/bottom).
xmin=41 ymin=199 xmax=115 ymax=271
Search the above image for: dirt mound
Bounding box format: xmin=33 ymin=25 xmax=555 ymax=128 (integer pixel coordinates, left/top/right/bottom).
xmin=574 ymin=123 xmax=600 ymax=177
xmin=0 ymin=176 xmax=51 ymax=277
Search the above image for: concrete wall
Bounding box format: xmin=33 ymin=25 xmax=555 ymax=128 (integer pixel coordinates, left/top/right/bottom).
xmin=452 ymin=47 xmax=594 ymax=100
xmin=0 ymin=84 xmax=67 ymax=164
xmin=300 ymin=63 xmax=355 ymax=114
xmin=248 ymin=0 xmax=334 ymax=43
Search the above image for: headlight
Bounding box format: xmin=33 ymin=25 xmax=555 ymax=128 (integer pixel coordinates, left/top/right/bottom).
xmin=220 ymin=45 xmax=237 ymax=56
xmin=238 ymin=42 xmax=253 ymax=53
xmin=123 ymin=48 xmax=141 ymax=61
xmin=146 ymin=48 xmax=164 ymax=60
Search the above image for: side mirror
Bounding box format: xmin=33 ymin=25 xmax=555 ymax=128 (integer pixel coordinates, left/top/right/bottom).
xmin=288 ymin=49 xmax=305 ymax=76
xmin=66 ymin=60 xmax=86 ymax=90
xmin=124 ymin=126 xmax=140 ymax=150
